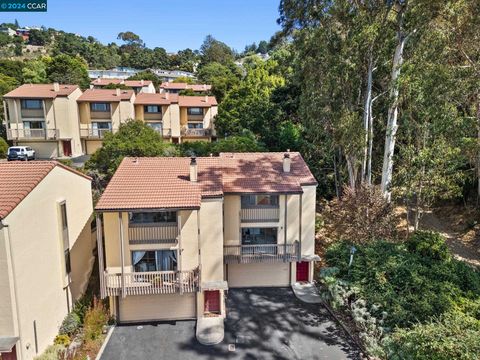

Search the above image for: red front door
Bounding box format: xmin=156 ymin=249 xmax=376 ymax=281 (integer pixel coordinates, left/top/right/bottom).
xmin=62 ymin=140 xmax=72 ymax=157
xmin=204 ymin=290 xmax=220 ymax=313
xmin=2 ymin=346 xmax=18 ymax=360
xmin=296 ymin=262 xmax=309 ymax=282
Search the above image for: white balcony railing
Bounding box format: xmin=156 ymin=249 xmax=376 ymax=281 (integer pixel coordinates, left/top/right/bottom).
xmin=7 ymin=129 xmax=59 ymax=140
xmin=103 ymin=268 xmax=200 ymax=297
xmin=181 ymin=128 xmax=212 ymax=137
xmin=224 ymin=242 xmax=299 ymax=264
xmin=128 ymin=224 xmax=178 ymax=244
xmin=240 ymin=207 xmax=280 ymax=222
xmin=80 ymin=128 xmax=112 ymax=139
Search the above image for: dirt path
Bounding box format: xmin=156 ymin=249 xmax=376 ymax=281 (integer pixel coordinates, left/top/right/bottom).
xmin=419 ymin=208 xmax=480 ymax=267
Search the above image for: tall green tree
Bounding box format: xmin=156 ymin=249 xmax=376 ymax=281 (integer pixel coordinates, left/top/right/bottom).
xmin=45 ymin=55 xmax=90 ymax=88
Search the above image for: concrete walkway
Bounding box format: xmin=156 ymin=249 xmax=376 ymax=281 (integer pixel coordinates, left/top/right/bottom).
xmin=196 ymin=317 xmax=224 ymax=345
xmin=292 ymin=282 xmax=323 ymax=303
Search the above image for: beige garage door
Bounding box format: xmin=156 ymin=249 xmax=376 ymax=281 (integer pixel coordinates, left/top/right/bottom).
xmin=119 ymin=293 xmax=196 ymax=323
xmin=19 ymin=141 xmax=58 ymax=159
xmin=228 ymin=263 xmax=290 ymax=288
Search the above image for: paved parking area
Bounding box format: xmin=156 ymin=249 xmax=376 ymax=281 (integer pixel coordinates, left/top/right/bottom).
xmin=100 ymin=288 xmax=360 ymax=360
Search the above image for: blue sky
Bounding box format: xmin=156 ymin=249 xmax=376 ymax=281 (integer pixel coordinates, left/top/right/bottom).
xmin=0 ymin=0 xmax=281 ymax=52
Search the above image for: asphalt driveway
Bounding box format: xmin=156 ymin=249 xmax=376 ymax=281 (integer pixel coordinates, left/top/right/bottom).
xmin=100 ymin=287 xmax=361 ymax=360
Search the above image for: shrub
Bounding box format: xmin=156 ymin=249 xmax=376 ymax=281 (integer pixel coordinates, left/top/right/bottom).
xmin=59 ymin=312 xmax=81 ymax=336
xmin=325 ymin=184 xmax=397 ymax=244
xmin=0 ymin=137 xmax=8 ymax=158
xmin=406 ymin=230 xmax=451 ymax=261
xmin=387 ymin=312 xmax=480 ymax=360
xmin=33 ymin=344 xmax=65 ymax=360
xmin=83 ymin=299 xmax=109 ymax=341
xmin=53 ymin=334 xmax=71 ymax=347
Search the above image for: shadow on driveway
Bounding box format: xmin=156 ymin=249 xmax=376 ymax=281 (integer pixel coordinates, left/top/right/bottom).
xmin=101 ymin=287 xmax=361 ymax=360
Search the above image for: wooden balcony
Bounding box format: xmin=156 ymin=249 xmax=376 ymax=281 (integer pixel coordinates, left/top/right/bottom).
xmin=128 ymin=224 xmax=178 ymax=245
xmin=240 ymin=207 xmax=280 ymax=222
xmin=7 ymin=128 xmax=59 ymax=140
xmin=103 ymin=268 xmax=199 ymax=297
xmin=224 ymin=242 xmax=299 ymax=264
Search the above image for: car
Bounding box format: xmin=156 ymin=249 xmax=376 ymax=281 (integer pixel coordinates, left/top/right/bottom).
xmin=7 ymin=146 xmax=36 ymax=161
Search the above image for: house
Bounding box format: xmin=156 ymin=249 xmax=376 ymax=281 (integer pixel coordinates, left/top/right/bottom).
xmin=179 ymin=96 xmax=217 ymax=142
xmin=0 ymin=161 xmax=95 ymax=360
xmin=134 ymin=93 xmax=217 ymax=143
xmin=77 ymin=88 xmax=135 ymax=155
xmin=94 ymin=152 xmax=318 ymax=325
xmin=90 ymin=78 xmax=156 ymax=94
xmin=3 ymin=84 xmax=83 ymax=158
xmin=159 ymin=82 xmax=211 ymax=94
xmin=0 ymin=27 xmax=16 ymax=37
xmin=150 ymin=69 xmax=195 ymax=82
xmin=87 ymin=67 xmax=140 ymax=80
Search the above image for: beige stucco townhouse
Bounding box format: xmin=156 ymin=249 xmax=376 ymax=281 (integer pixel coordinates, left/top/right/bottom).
xmin=3 ymin=84 xmax=83 ymax=159
xmin=134 ymin=93 xmax=217 ymax=143
xmin=77 ymin=88 xmax=136 ymax=155
xmin=95 ymin=152 xmax=318 ymax=326
xmin=0 ymin=162 xmax=95 ymax=360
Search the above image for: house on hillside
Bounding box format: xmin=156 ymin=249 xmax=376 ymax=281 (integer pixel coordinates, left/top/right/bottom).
xmin=3 ymin=83 xmax=83 ymax=158
xmin=0 ymin=162 xmax=95 ymax=360
xmin=159 ymin=82 xmax=211 ymax=94
xmin=94 ymin=152 xmax=318 ymax=328
xmin=90 ymin=78 xmax=156 ymax=94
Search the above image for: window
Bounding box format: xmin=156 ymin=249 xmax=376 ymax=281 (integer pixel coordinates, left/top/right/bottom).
xmin=241 ymin=195 xmax=279 ymax=208
xmin=60 ymin=203 xmax=71 ymax=275
xmin=187 ymin=107 xmax=203 ymax=116
xmin=146 ymin=122 xmax=162 ymax=132
xmin=129 ymin=211 xmax=176 ymax=225
xmin=241 ymin=228 xmax=277 ymax=245
xmin=21 ymin=99 xmax=42 ymax=110
xmin=187 ymin=122 xmax=203 ymax=129
xmin=90 ymin=103 xmax=110 ymax=112
xmin=23 ymin=121 xmax=45 ymax=129
xmin=132 ymin=250 xmax=177 ymax=272
xmin=144 ymin=105 xmax=161 ymax=113
xmin=92 ymin=122 xmax=112 ymax=130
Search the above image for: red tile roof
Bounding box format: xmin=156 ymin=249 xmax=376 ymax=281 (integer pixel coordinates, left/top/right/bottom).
xmin=178 ymin=96 xmax=217 ymax=107
xmin=134 ymin=93 xmax=179 ymax=105
xmin=160 ymin=82 xmax=211 ymax=91
xmin=3 ymin=84 xmax=79 ymax=99
xmin=91 ymin=78 xmax=123 ymax=86
xmin=77 ymin=89 xmax=134 ymax=102
xmin=0 ymin=161 xmax=91 ymax=220
xmin=95 ymin=153 xmax=316 ymax=211
xmin=124 ymin=80 xmax=152 ymax=87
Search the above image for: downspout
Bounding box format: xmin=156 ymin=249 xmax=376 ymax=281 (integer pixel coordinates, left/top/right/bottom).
xmin=284 ymin=195 xmax=287 ymax=262
xmin=298 ymin=193 xmax=303 ymax=261
xmin=118 ymin=213 xmax=125 ymax=298
xmin=1 ymin=220 xmax=24 ymax=360
xmin=96 ymin=214 xmax=105 ymax=299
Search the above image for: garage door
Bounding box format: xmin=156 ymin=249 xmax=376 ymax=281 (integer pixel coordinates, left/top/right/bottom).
xmin=119 ymin=293 xmax=196 ymax=323
xmin=228 ymin=263 xmax=290 ymax=288
xmin=19 ymin=142 xmax=57 ymax=159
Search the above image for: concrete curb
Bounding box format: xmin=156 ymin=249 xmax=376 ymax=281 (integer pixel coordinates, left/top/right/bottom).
xmin=292 ymin=282 xmax=323 ymax=303
xmin=94 ymin=325 xmax=115 ymax=360
xmin=196 ymin=317 xmax=224 ymax=345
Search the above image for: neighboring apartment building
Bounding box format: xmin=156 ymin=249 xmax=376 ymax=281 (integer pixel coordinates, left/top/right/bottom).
xmin=3 ymin=84 xmax=83 ymax=158
xmin=159 ymin=82 xmax=211 ymax=94
xmin=134 ymin=93 xmax=217 ymax=143
xmin=94 ymin=152 xmax=317 ymax=324
xmin=77 ymin=88 xmax=135 ymax=155
xmin=90 ymin=78 xmax=156 ymax=94
xmin=0 ymin=162 xmax=95 ymax=360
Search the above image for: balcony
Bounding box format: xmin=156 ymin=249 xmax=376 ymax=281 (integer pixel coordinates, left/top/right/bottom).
xmin=80 ymin=128 xmax=112 ymax=139
xmin=181 ymin=128 xmax=212 ymax=137
xmin=102 ymin=268 xmax=200 ymax=297
xmin=7 ymin=129 xmax=59 ymax=140
xmin=224 ymin=242 xmax=299 ymax=264
xmin=240 ymin=207 xmax=280 ymax=223
xmin=128 ymin=224 xmax=178 ymax=245
xmin=150 ymin=127 xmax=172 ymax=137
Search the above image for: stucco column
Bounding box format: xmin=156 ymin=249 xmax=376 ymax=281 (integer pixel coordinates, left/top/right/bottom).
xmin=96 ymin=214 xmax=105 ymax=299
xmin=118 ymin=212 xmax=126 ymax=298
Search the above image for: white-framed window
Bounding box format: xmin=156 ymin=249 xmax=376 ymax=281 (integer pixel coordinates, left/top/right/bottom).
xmin=129 ymin=211 xmax=177 ymax=225
xmin=144 ymin=105 xmax=161 ymax=113
xmin=241 ymin=228 xmax=278 ymax=245
xmin=187 ymin=122 xmax=203 ymax=129
xmin=146 ymin=122 xmax=162 ymax=132
xmin=21 ymin=99 xmax=43 ymax=110
xmin=241 ymin=195 xmax=279 ymax=208
xmin=23 ymin=121 xmax=45 ymax=129
xmin=131 ymin=250 xmax=177 ymax=272
xmin=187 ymin=107 xmax=203 ymax=116
xmin=90 ymin=103 xmax=111 ymax=112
